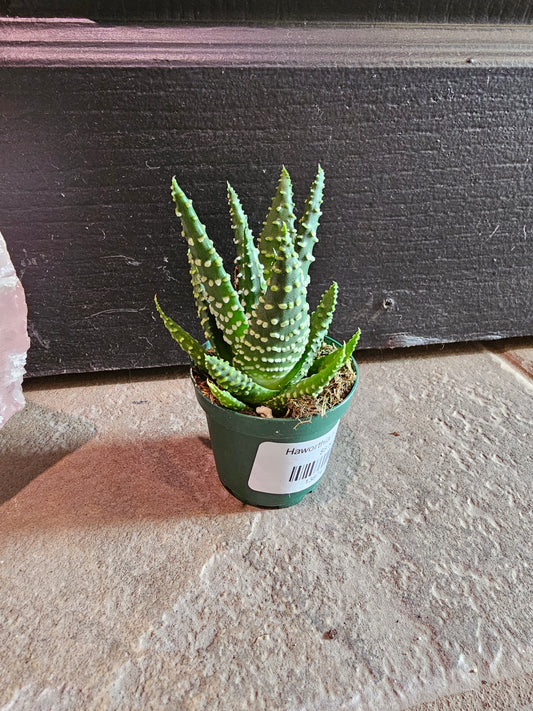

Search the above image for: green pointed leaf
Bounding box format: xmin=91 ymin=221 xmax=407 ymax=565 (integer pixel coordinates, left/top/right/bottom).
xmin=233 ymin=223 xmax=310 ymax=389
xmin=265 ymin=343 xmax=346 ymax=412
xmin=188 ymin=250 xmax=233 ymax=362
xmin=266 ymin=331 xmax=359 ymax=412
xmin=282 ymin=281 xmax=338 ymax=386
xmin=207 ymin=380 xmax=248 ymax=412
xmin=296 ymin=165 xmax=324 ymax=285
xmin=205 ymin=354 xmax=279 ymax=405
xmin=227 ymin=183 xmax=266 ymax=316
xmin=172 ymin=178 xmax=247 ymax=348
xmin=309 ymin=329 xmax=361 ymax=375
xmin=154 ymin=295 xmax=206 ymax=368
xmin=257 ymin=166 xmax=297 ymax=284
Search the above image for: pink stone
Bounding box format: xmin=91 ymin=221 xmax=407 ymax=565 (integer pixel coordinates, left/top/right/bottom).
xmin=0 ymin=231 xmax=30 ymax=428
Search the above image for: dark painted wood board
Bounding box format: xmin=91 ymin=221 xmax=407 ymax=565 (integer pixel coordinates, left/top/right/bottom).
xmin=0 ymin=27 xmax=532 ymax=376
xmin=2 ymin=0 xmax=533 ymax=23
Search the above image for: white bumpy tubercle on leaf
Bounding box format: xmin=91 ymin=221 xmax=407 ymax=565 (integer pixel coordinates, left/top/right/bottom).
xmin=204 ymin=354 xmax=279 ymax=405
xmin=256 ymin=166 xmax=296 ymax=285
xmin=188 ymin=250 xmax=233 ymax=362
xmin=233 ymin=223 xmax=310 ymax=389
xmin=227 ymin=183 xmax=266 ymax=316
xmin=207 ymin=380 xmax=248 ymax=412
xmin=295 ymin=164 xmax=324 ymax=286
xmin=281 ymin=281 xmax=338 ymax=387
xmin=171 ymin=178 xmax=247 ymax=349
xmin=265 ymin=331 xmax=360 ymax=413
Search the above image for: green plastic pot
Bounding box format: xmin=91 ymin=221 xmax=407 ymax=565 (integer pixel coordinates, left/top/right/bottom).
xmin=192 ymin=338 xmax=359 ymax=508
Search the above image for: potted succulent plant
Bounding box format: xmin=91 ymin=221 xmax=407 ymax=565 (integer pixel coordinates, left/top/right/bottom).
xmin=155 ymin=166 xmax=360 ymax=507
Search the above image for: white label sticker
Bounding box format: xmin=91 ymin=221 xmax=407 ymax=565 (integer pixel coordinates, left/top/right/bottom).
xmin=247 ymin=422 xmax=340 ymax=495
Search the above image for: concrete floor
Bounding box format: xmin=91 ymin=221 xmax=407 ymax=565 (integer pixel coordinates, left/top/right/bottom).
xmin=0 ymin=340 xmax=531 ymax=711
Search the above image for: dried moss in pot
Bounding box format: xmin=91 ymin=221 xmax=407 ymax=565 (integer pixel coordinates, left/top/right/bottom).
xmin=193 ymin=342 xmax=357 ymax=419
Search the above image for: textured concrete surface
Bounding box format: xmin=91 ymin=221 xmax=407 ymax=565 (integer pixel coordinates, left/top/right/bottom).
xmin=492 ymin=337 xmax=533 ymax=381
xmin=0 ymin=342 xmax=531 ymax=710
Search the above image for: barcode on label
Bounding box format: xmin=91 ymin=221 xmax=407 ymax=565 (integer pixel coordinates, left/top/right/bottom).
xmin=247 ymin=422 xmax=340 ymax=495
xmin=289 ymin=451 xmax=330 ymax=483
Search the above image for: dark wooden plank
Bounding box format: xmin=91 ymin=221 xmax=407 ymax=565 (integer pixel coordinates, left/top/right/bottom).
xmin=2 ymin=0 xmax=533 ymax=24
xmin=0 ymin=24 xmax=532 ymax=376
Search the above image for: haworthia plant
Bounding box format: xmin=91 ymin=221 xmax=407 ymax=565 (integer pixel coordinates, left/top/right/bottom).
xmin=156 ymin=166 xmax=360 ymax=414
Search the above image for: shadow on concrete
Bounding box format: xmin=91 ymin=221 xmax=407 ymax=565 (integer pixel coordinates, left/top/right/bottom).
xmin=0 ymin=401 xmax=96 ymax=506
xmin=0 ymin=430 xmax=245 ymax=531
xmin=0 ymin=402 xmax=360 ymax=532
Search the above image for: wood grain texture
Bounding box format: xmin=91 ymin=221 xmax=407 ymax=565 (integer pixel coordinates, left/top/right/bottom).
xmin=2 ymin=0 xmax=532 ymax=23
xmin=0 ymin=25 xmax=532 ymax=376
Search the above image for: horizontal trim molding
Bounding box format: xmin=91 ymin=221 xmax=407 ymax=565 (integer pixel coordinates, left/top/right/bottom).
xmin=1 ymin=19 xmax=533 ymax=68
